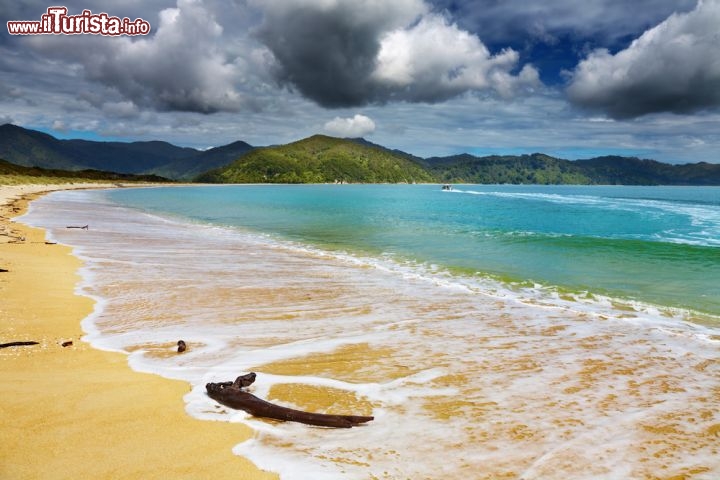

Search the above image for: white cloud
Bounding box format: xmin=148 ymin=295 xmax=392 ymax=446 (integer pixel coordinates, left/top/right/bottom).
xmin=25 ymin=0 xmax=248 ymax=113
xmin=567 ymin=0 xmax=720 ymax=118
xmin=373 ymin=13 xmax=539 ymax=101
xmin=251 ymin=0 xmax=538 ymax=106
xmin=16 ymin=0 xmax=540 ymax=112
xmin=52 ymin=120 xmax=68 ymax=132
xmin=324 ymin=114 xmax=376 ymax=137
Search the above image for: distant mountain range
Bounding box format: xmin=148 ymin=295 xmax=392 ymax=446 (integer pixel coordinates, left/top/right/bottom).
xmin=2 ymin=123 xmax=719 ymax=185
xmin=0 ymin=124 xmax=252 ymax=181
xmin=422 ymin=153 xmax=720 ymax=185
xmin=149 ymin=140 xmax=254 ymax=180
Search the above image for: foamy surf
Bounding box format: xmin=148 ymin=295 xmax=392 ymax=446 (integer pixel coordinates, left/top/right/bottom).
xmin=23 ymin=188 xmax=720 ymax=480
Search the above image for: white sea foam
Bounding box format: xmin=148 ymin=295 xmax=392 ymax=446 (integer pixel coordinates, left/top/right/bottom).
xmin=22 ymin=189 xmax=720 ymax=480
xmin=451 ymin=187 xmax=720 ymax=246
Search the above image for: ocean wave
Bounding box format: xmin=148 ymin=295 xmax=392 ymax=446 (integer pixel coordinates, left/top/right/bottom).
xmin=450 ymin=187 xmax=720 ymax=247
xmin=21 ymin=188 xmax=720 ymax=480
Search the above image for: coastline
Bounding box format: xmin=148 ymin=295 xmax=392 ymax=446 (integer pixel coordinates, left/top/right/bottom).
xmin=4 ymin=183 xmax=718 ymax=478
xmin=0 ymin=185 xmax=276 ymax=479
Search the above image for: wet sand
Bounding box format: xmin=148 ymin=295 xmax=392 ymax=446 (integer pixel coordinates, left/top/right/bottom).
xmin=6 ymin=184 xmax=719 ymax=479
xmin=0 ymin=185 xmax=276 ymax=479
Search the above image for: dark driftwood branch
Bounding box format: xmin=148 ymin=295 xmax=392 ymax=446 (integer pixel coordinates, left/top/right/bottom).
xmin=206 ymin=373 xmax=374 ymax=428
xmin=66 ymin=225 xmax=89 ymax=230
xmin=0 ymin=341 xmax=39 ymax=349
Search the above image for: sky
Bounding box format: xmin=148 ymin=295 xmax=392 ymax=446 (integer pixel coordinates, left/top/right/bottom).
xmin=1 ymin=0 xmax=719 ymax=163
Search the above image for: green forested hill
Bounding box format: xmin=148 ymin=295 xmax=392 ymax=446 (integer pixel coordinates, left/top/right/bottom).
xmin=196 ymin=135 xmax=435 ymax=184
xmin=2 ymin=124 xmax=719 ymax=185
xmin=148 ymin=141 xmax=255 ymax=180
xmin=424 ymin=153 xmax=592 ymax=184
xmin=0 ymin=124 xmax=79 ymax=170
xmin=424 ymin=153 xmax=720 ymax=185
xmin=575 ymin=156 xmax=720 ymax=185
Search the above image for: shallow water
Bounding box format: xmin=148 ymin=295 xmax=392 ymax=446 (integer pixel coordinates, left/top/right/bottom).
xmin=23 ymin=186 xmax=720 ymax=479
xmin=107 ymin=184 xmax=720 ymax=317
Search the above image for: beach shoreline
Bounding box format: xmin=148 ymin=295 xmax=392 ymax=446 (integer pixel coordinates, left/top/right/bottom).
xmin=5 ymin=183 xmax=719 ymax=479
xmin=0 ymin=184 xmax=276 ymax=479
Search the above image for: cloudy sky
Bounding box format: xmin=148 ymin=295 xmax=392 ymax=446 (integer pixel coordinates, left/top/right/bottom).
xmin=1 ymin=0 xmax=719 ymax=163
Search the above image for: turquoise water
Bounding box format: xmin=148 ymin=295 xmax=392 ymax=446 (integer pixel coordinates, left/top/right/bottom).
xmin=25 ymin=186 xmax=720 ymax=479
xmin=108 ymin=184 xmax=720 ymax=318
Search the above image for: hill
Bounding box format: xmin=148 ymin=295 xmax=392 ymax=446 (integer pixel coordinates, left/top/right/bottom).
xmin=2 ymin=124 xmax=719 ymax=185
xmin=0 ymin=124 xmax=198 ymax=174
xmin=347 ymin=137 xmax=426 ymax=163
xmin=0 ymin=124 xmax=78 ymax=170
xmin=576 ymin=156 xmax=720 ymax=185
xmin=61 ymin=139 xmax=198 ymax=173
xmin=0 ymin=158 xmax=170 ymax=185
xmin=425 ymin=153 xmax=720 ymax=185
xmin=196 ymin=135 xmax=434 ymax=184
xmin=424 ymin=153 xmax=592 ymax=184
xmin=149 ymin=141 xmax=254 ymax=180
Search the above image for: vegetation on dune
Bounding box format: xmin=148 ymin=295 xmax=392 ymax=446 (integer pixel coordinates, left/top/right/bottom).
xmin=0 ymin=159 xmax=171 ymax=185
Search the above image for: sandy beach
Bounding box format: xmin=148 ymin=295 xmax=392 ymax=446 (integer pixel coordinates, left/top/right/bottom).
xmin=4 ymin=183 xmax=718 ymax=479
xmin=0 ymin=185 xmax=276 ymax=479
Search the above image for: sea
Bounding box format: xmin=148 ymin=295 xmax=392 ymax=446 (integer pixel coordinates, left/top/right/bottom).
xmin=23 ymin=184 xmax=720 ymax=479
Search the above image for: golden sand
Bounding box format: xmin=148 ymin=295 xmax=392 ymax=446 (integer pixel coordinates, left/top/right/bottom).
xmin=0 ymin=185 xmax=277 ymax=480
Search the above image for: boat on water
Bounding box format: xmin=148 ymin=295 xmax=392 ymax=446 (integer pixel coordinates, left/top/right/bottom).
xmin=441 ymin=184 xmax=453 ymax=191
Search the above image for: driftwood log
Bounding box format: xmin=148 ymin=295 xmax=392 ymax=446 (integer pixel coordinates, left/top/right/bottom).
xmin=0 ymin=341 xmax=39 ymax=349
xmin=206 ymin=373 xmax=373 ymax=428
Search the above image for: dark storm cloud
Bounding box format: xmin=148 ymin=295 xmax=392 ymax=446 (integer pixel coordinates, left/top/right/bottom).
xmin=251 ymin=0 xmax=539 ymax=108
xmin=3 ymin=0 xmax=543 ymax=114
xmin=567 ymin=0 xmax=720 ymax=119
xmin=14 ymin=0 xmax=253 ymax=114
xmin=251 ymin=0 xmax=425 ymax=107
xmin=2 ymin=0 xmax=719 ymax=166
xmin=0 ymin=82 xmax=22 ymax=100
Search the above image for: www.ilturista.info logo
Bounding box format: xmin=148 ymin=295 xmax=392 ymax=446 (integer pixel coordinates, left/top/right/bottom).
xmin=7 ymin=6 xmax=151 ymax=36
